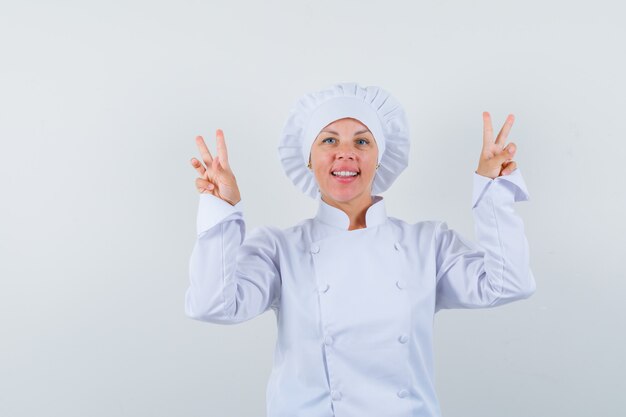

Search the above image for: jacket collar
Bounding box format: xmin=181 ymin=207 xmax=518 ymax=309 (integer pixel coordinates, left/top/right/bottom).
xmin=314 ymin=195 xmax=387 ymax=230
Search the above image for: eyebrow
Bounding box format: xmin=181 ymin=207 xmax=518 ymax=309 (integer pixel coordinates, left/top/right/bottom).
xmin=320 ymin=129 xmax=371 ymax=136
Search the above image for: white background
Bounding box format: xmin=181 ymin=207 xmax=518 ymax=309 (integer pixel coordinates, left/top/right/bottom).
xmin=1 ymin=1 xmax=625 ymax=416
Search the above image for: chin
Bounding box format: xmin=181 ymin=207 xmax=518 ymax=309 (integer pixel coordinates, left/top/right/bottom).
xmin=323 ymin=188 xmax=370 ymax=205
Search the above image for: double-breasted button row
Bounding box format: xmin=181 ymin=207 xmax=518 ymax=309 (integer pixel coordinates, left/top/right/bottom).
xmin=394 ymin=240 xmax=406 ymax=289
xmin=323 ymin=334 xmax=406 ymax=345
xmin=330 ymin=388 xmax=407 ymax=401
xmin=320 ymin=280 xmax=405 ymax=292
xmin=314 ymin=242 xmax=402 ymax=253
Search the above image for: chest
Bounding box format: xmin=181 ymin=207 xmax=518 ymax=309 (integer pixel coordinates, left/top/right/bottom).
xmin=277 ymin=223 xmax=437 ymax=339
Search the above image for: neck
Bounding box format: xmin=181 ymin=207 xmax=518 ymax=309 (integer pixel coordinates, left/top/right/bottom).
xmin=321 ymin=194 xmax=374 ymax=230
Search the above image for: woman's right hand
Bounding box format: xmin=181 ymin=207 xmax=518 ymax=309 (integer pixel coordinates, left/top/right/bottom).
xmin=190 ymin=129 xmax=241 ymax=206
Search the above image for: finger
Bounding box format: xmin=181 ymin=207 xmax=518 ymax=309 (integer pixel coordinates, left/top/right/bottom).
xmin=498 ymin=142 xmax=517 ymax=163
xmin=211 ymin=156 xmax=229 ymax=184
xmin=482 ymin=112 xmax=494 ymax=146
xmin=195 ymin=177 xmax=215 ymax=193
xmin=501 ymin=160 xmax=517 ymax=175
xmin=190 ymin=158 xmax=208 ymax=178
xmin=195 ymin=177 xmax=213 ymax=189
xmin=503 ymin=142 xmax=517 ymax=157
xmin=195 ymin=135 xmax=214 ymax=168
xmin=215 ymin=129 xmax=230 ymax=170
xmin=495 ymin=114 xmax=515 ymax=147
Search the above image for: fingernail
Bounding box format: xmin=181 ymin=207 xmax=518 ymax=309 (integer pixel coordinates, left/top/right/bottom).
xmin=508 ymin=147 xmax=514 ymax=153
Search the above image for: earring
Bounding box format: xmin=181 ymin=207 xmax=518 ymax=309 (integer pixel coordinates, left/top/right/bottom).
xmin=376 ymin=163 xmax=380 ymax=170
xmin=307 ymin=162 xmax=312 ymax=169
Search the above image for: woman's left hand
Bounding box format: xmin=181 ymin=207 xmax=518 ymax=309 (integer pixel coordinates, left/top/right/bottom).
xmin=476 ymin=112 xmax=518 ymax=179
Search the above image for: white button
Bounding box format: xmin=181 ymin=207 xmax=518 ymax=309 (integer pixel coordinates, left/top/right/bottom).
xmin=398 ymin=334 xmax=409 ymax=344
xmin=331 ymin=390 xmax=342 ymax=401
xmin=319 ymin=283 xmax=330 ymax=293
xmin=311 ymin=245 xmax=320 ymax=254
xmin=324 ymin=335 xmax=334 ymax=346
xmin=394 ymin=242 xmax=401 ymax=251
xmin=397 ymin=389 xmax=409 ymax=398
xmin=396 ymin=280 xmax=406 ymax=289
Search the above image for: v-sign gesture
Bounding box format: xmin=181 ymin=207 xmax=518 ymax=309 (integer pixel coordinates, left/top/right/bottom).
xmin=190 ymin=129 xmax=241 ymax=206
xmin=476 ymin=112 xmax=518 ymax=179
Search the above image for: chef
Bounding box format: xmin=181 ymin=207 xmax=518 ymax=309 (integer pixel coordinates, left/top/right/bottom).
xmin=186 ymin=82 xmax=536 ymax=417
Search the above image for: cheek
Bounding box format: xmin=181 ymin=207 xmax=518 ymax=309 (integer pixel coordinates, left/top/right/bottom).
xmin=311 ymin=153 xmax=331 ymax=170
xmin=313 ymin=164 xmax=330 ymax=185
xmin=313 ymin=169 xmax=325 ymax=184
xmin=362 ymin=157 xmax=378 ymax=177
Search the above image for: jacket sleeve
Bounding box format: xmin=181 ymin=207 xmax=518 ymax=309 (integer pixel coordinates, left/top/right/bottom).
xmin=185 ymin=194 xmax=281 ymax=324
xmin=434 ymin=168 xmax=536 ymax=311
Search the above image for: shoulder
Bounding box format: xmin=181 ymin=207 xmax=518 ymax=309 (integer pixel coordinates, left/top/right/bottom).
xmin=387 ymin=216 xmax=443 ymax=236
xmin=246 ymin=219 xmax=312 ymax=247
xmin=386 ymin=217 xmax=451 ymax=249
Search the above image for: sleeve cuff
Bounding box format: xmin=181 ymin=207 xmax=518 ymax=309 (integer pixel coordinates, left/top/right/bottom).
xmin=196 ymin=194 xmax=244 ymax=235
xmin=471 ymin=168 xmax=530 ymax=208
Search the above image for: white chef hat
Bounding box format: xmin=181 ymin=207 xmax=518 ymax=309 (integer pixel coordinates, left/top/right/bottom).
xmin=278 ymin=82 xmax=410 ymax=198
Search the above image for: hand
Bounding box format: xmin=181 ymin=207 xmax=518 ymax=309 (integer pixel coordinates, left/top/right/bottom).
xmin=190 ymin=129 xmax=241 ymax=206
xmin=476 ymin=112 xmax=518 ymax=179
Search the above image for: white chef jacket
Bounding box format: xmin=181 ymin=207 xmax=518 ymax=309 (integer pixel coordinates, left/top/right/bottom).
xmin=185 ymin=168 xmax=536 ymax=417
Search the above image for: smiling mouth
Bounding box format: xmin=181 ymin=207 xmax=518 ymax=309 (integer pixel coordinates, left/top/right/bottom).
xmin=331 ymin=171 xmax=359 ymax=177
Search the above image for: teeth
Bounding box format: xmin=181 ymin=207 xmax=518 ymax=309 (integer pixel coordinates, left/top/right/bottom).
xmin=332 ymin=171 xmax=358 ymax=177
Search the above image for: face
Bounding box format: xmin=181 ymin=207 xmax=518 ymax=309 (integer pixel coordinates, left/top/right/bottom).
xmin=309 ymin=117 xmax=379 ymax=208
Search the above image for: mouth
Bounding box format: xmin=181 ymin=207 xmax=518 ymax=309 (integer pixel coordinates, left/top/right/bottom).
xmin=330 ymin=170 xmax=360 ymax=183
xmin=331 ymin=170 xmax=359 ymax=177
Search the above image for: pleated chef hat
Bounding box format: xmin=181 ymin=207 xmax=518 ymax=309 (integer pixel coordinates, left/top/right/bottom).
xmin=278 ymin=82 xmax=410 ymax=199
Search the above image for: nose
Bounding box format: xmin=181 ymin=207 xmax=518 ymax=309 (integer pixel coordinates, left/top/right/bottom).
xmin=337 ymin=152 xmax=355 ymax=160
xmin=336 ymin=143 xmax=356 ymax=160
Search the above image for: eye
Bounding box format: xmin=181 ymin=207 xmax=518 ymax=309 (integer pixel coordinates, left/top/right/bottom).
xmin=355 ymin=138 xmax=369 ymax=145
xmin=321 ymin=137 xmax=337 ymax=144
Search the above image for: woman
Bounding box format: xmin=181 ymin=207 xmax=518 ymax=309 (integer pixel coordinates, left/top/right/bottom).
xmin=186 ymin=83 xmax=536 ymax=417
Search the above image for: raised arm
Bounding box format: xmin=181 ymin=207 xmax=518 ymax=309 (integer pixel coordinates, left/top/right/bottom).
xmin=186 ymin=130 xmax=281 ymax=324
xmin=435 ymin=113 xmax=536 ymax=311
